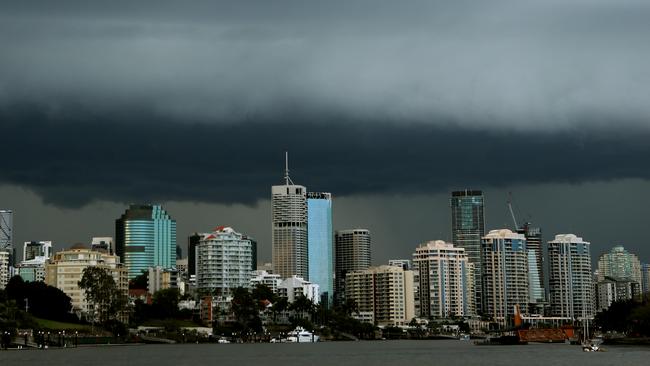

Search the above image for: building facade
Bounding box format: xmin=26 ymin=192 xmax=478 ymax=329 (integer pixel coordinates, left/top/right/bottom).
xmin=195 ymin=227 xmax=253 ymax=296
xmin=517 ymin=223 xmax=545 ymax=312
xmin=23 ymin=241 xmax=52 ymax=262
xmin=595 ymin=277 xmax=641 ymax=312
xmin=450 ymin=190 xmax=485 ymax=314
xmin=307 ymin=192 xmax=333 ymax=304
xmin=547 ymin=234 xmax=594 ymax=319
xmin=277 ymin=275 xmax=320 ymax=304
xmin=91 ymin=237 xmax=114 ymax=254
xmin=642 ymin=263 xmax=650 ymax=294
xmin=0 ymin=250 xmax=9 ymax=289
xmin=45 ymin=245 xmax=128 ymax=317
xmin=334 ymin=229 xmax=371 ymax=303
xmin=413 ymin=240 xmax=473 ymax=318
xmin=272 ymin=157 xmax=308 ymax=279
xmin=597 ymin=246 xmax=642 ymax=286
xmin=481 ymin=229 xmax=529 ymax=325
xmin=148 ymin=266 xmax=179 ymax=295
xmin=16 ymin=256 xmax=48 ymax=282
xmin=345 ymin=265 xmax=415 ymax=326
xmin=0 ymin=210 xmax=13 ymax=266
xmin=115 ymin=204 xmax=177 ymax=279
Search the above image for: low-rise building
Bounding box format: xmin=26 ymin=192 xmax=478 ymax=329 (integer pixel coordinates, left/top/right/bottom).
xmin=16 ymin=256 xmax=48 ymax=282
xmin=277 ymin=276 xmax=320 ymax=304
xmin=44 ymin=244 xmax=128 ymax=318
xmin=148 ymin=266 xmax=178 ymax=295
xmin=250 ymin=270 xmax=282 ymax=293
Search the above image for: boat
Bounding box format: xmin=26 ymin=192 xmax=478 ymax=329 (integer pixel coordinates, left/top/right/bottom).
xmin=285 ymin=327 xmax=320 ymax=343
xmin=459 ymin=333 xmax=470 ymax=341
xmin=579 ymin=317 xmax=604 ymax=352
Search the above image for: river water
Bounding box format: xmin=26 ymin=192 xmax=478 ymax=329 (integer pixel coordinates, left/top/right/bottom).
xmin=1 ymin=340 xmax=648 ymax=366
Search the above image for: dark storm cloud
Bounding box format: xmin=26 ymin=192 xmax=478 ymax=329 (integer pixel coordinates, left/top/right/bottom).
xmin=2 ymin=103 xmax=649 ymax=207
xmin=1 ymin=0 xmax=650 ymax=130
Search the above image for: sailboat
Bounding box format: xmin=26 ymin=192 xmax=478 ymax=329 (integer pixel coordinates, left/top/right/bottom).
xmin=580 ymin=318 xmax=603 ymax=352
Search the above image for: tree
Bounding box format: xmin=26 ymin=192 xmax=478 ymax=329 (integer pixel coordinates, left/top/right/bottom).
xmin=78 ymin=267 xmax=127 ymax=324
xmin=5 ymin=275 xmax=74 ymax=322
xmin=152 ymin=288 xmax=181 ymax=319
xmin=231 ymin=287 xmax=262 ymax=335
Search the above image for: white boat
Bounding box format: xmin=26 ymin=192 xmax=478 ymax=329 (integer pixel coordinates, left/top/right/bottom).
xmin=285 ymin=327 xmax=319 ymax=343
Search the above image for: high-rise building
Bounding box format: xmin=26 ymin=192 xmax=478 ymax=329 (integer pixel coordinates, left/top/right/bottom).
xmin=413 ymin=240 xmax=474 ymax=318
xmin=547 ymin=234 xmax=594 ymax=319
xmin=196 ymin=226 xmax=253 ymax=296
xmin=115 ymin=204 xmax=177 ymax=279
xmin=345 ymin=265 xmax=415 ymax=326
xmin=597 ymin=246 xmax=642 ymax=286
xmin=187 ymin=233 xmax=201 ymax=278
xmin=0 ymin=250 xmax=10 ymax=289
xmin=91 ymin=237 xmax=114 ymax=254
xmin=451 ymin=190 xmax=485 ymax=314
xmin=23 ymin=241 xmax=52 ymax=262
xmin=335 ymin=229 xmax=371 ymax=303
xmin=481 ymin=229 xmax=529 ymax=325
xmin=0 ymin=210 xmax=13 ymax=266
xmin=272 ymin=154 xmax=308 ymax=279
xmin=45 ymin=244 xmax=128 ymax=318
xmin=307 ymin=192 xmax=333 ymax=304
xmin=517 ymin=223 xmax=545 ymax=312
xmin=642 ymin=263 xmax=650 ymax=294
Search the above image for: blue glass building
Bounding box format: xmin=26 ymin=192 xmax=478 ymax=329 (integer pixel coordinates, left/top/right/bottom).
xmin=307 ymin=192 xmax=333 ymax=305
xmin=116 ymin=204 xmax=176 ymax=279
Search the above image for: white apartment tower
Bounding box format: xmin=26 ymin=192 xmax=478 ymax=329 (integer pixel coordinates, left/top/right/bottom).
xmin=547 ymin=234 xmax=594 ymax=319
xmin=196 ymin=226 xmax=253 ymax=296
xmin=272 ymin=153 xmax=308 ymax=279
xmin=413 ymin=240 xmax=474 ymax=318
xmin=481 ymin=229 xmax=529 ymax=325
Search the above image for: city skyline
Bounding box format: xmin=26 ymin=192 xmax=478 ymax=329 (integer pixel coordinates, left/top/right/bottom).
xmin=1 ymin=0 xmax=650 ymax=267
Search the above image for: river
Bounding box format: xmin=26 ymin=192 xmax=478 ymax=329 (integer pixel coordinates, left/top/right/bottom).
xmin=1 ymin=340 xmax=648 ymax=365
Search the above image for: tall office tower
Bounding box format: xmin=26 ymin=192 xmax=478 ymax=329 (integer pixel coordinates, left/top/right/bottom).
xmin=451 ymin=190 xmax=485 ymax=314
xmin=335 ymin=229 xmax=371 ymax=303
xmin=517 ymin=223 xmax=545 ymax=312
xmin=195 ymin=226 xmax=253 ymax=296
xmin=345 ymin=265 xmax=415 ymax=326
xmin=23 ymin=241 xmax=53 ymax=261
xmin=0 ymin=210 xmax=13 ymax=265
xmin=188 ymin=233 xmax=201 ymax=278
xmin=413 ymin=240 xmax=474 ymax=318
xmin=642 ymin=263 xmax=650 ymax=294
xmin=481 ymin=229 xmax=529 ymax=325
xmin=91 ymin=237 xmax=113 ymax=254
xmin=307 ymin=192 xmax=333 ymax=304
xmin=272 ymin=154 xmax=308 ymax=279
xmin=115 ymin=204 xmax=177 ymax=279
xmin=548 ymin=234 xmax=594 ymax=319
xmin=596 ymin=246 xmax=642 ymax=285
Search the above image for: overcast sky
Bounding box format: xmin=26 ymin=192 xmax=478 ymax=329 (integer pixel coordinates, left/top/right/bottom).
xmin=1 ymin=1 xmax=649 ymax=264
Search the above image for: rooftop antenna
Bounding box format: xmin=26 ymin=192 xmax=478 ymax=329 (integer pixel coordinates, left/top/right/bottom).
xmin=284 ymin=151 xmax=294 ymax=185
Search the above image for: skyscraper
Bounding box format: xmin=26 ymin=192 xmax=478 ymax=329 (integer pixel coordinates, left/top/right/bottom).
xmin=334 ymin=228 xmax=371 ymax=303
xmin=0 ymin=210 xmax=14 ymax=266
xmin=272 ymin=153 xmax=308 ymax=279
xmin=481 ymin=229 xmax=529 ymax=325
xmin=115 ymin=204 xmax=177 ymax=279
xmin=597 ymin=246 xmax=643 ymax=286
xmin=187 ymin=233 xmax=201 ymax=278
xmin=413 ymin=240 xmax=474 ymax=318
xmin=450 ymin=190 xmax=485 ymax=313
xmin=517 ymin=223 xmax=545 ymax=312
xmin=307 ymin=191 xmax=333 ymax=304
xmin=548 ymin=234 xmax=594 ymax=319
xmin=195 ymin=226 xmax=253 ymax=296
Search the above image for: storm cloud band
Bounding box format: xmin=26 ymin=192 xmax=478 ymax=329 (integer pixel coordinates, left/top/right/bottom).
xmin=2 ymin=103 xmax=649 ymax=207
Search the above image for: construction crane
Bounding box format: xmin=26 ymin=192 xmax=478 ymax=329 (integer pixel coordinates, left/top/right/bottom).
xmin=507 ymin=192 xmax=519 ymax=230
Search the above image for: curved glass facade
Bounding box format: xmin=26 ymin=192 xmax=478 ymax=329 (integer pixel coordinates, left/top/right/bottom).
xmin=116 ymin=205 xmax=176 ymax=279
